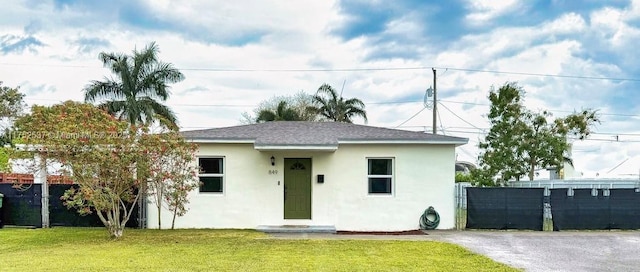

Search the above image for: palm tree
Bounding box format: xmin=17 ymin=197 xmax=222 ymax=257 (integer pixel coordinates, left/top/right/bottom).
xmin=308 ymin=83 xmax=367 ymax=123
xmin=84 ymin=42 xmax=184 ymax=130
xmin=256 ymin=101 xmax=301 ymax=122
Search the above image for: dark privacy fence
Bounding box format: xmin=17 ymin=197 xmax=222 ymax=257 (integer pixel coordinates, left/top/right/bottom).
xmin=464 ymin=187 xmax=640 ymax=231
xmin=47 ymin=185 xmax=104 ymax=227
xmin=550 ymin=188 xmax=640 ymax=230
xmin=0 ymin=184 xmax=42 ymax=227
xmin=0 ymin=184 xmax=138 ymax=228
xmin=466 ymin=187 xmax=545 ymax=230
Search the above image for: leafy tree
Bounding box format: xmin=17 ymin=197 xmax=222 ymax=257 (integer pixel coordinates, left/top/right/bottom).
xmin=15 ymin=101 xmax=137 ymax=237
xmin=0 ymin=82 xmax=26 ymax=170
xmin=14 ymin=101 xmax=197 ymax=237
xmin=455 ymin=172 xmax=472 ymax=183
xmin=308 ymin=83 xmax=367 ymax=123
xmin=84 ymin=42 xmax=185 ymax=229
xmin=0 ymin=82 xmax=26 ymax=144
xmin=0 ymin=147 xmax=9 ymax=172
xmin=241 ymin=91 xmax=317 ymax=124
xmin=472 ymin=83 xmax=599 ymax=186
xmin=287 ymin=91 xmax=319 ymax=122
xmin=144 ymin=131 xmax=199 ymax=229
xmin=256 ymin=101 xmax=301 ymax=122
xmin=0 ymin=82 xmax=26 ymax=120
xmin=84 ymin=42 xmax=184 ymax=131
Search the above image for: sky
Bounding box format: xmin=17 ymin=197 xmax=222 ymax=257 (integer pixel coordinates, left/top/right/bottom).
xmin=2 ymin=0 xmax=640 ymax=179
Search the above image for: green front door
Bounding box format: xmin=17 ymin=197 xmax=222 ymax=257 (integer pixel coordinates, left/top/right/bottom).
xmin=284 ymin=158 xmax=312 ymax=219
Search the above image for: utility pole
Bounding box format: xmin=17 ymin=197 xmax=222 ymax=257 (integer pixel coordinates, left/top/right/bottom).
xmin=432 ymin=68 xmax=437 ymax=134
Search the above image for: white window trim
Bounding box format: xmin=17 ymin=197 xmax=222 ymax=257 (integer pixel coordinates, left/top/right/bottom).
xmin=198 ymin=156 xmax=225 ymax=195
xmin=366 ymin=157 xmax=395 ymax=196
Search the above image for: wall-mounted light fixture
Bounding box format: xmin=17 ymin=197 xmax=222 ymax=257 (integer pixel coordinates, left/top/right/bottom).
xmin=270 ymin=156 xmax=275 ymax=166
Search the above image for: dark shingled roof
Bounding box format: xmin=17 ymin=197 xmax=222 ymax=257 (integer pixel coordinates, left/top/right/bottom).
xmin=182 ymin=122 xmax=467 ymax=147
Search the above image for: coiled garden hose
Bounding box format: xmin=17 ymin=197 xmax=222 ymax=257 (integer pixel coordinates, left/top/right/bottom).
xmin=419 ymin=206 xmax=440 ymax=230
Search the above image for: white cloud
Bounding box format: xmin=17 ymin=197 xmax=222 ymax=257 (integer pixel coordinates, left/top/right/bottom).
xmin=465 ymin=0 xmax=523 ymax=25
xmin=544 ymin=13 xmax=587 ymax=34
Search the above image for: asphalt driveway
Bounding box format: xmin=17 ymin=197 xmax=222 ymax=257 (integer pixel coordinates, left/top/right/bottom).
xmin=431 ymin=231 xmax=640 ymax=272
xmin=271 ymin=230 xmax=640 ymax=272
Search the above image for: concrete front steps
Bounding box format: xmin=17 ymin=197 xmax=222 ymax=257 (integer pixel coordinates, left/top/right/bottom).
xmin=256 ymin=225 xmax=337 ymax=234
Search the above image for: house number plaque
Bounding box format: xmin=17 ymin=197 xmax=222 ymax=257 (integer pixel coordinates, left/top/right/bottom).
xmin=268 ymin=170 xmax=278 ymax=175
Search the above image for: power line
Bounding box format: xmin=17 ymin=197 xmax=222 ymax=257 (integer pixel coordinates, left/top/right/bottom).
xmin=394 ymin=107 xmax=427 ymax=128
xmin=24 ymin=97 xmax=640 ymax=139
xmin=28 ymin=97 xmax=640 ymax=138
xmin=179 ymin=122 xmax=640 ymax=143
xmin=437 ymin=107 xmax=445 ymax=135
xmin=396 ymin=123 xmax=640 ymax=140
xmin=0 ymin=63 xmax=99 ymax=69
xmin=3 ymin=61 xmax=640 ymax=82
xmin=168 ymin=103 xmax=251 ymax=107
xmin=606 ymin=158 xmax=629 ymax=174
xmin=438 ymin=67 xmax=640 ymax=82
xmin=19 ymin=90 xmax=640 ymax=119
xmin=367 ymin=100 xmax=422 ymax=105
xmin=0 ymin=62 xmax=432 ymax=72
xmin=440 ymin=125 xmax=640 ymax=138
xmin=438 ymin=99 xmax=489 ymax=106
xmin=438 ymin=102 xmax=485 ymax=131
xmin=25 ymin=96 xmax=640 ymax=119
xmin=572 ymin=138 xmax=640 ymax=143
xmin=181 ymin=67 xmax=431 ymax=72
xmin=125 ymin=98 xmax=640 ymax=120
xmin=437 ymin=128 xmax=640 ymax=143
xmin=438 ymin=99 xmax=640 ymax=117
xmin=21 ymin=93 xmax=640 ymax=140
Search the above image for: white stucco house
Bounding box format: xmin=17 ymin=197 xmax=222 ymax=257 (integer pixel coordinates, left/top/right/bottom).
xmin=146 ymin=121 xmax=468 ymax=231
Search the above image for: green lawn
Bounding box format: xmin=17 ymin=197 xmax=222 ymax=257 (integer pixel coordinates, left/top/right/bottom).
xmin=0 ymin=228 xmax=517 ymax=272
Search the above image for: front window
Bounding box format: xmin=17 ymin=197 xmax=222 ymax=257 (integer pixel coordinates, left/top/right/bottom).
xmin=199 ymin=157 xmax=224 ymax=193
xmin=368 ymin=158 xmax=393 ymax=194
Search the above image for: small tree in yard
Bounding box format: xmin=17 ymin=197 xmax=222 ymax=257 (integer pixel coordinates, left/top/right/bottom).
xmin=143 ymin=131 xmax=198 ymax=229
xmin=14 ymin=101 xmax=198 ymax=237
xmin=472 ymin=83 xmax=599 ymax=186
xmin=15 ymin=101 xmax=137 ymax=238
